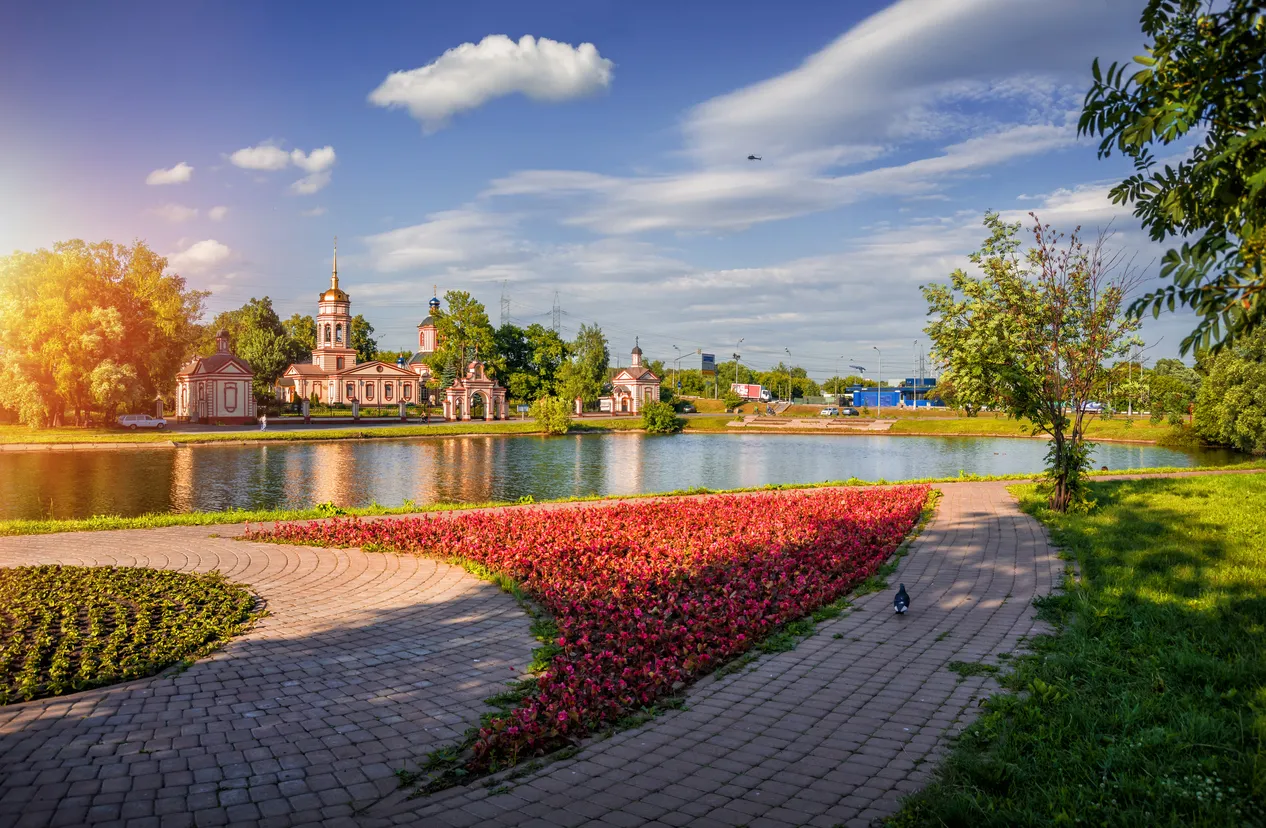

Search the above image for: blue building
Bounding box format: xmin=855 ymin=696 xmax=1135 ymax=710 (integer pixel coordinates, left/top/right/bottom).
xmin=848 ymin=378 xmax=944 ymax=409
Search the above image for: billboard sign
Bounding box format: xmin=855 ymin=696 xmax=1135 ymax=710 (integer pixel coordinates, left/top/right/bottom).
xmin=701 ymin=353 xmax=716 ymax=375
xmin=599 ymin=398 xmax=613 ymax=412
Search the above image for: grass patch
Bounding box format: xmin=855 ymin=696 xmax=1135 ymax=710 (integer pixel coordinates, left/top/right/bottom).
xmin=887 ymin=414 xmax=1189 ymax=444
xmin=946 ymin=661 xmax=1002 ymax=680
xmin=0 ymin=565 xmax=258 ymax=704
xmin=888 ymin=473 xmax=1266 ymax=827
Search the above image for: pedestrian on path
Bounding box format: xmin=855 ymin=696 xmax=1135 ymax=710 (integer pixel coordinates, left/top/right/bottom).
xmin=260 ymin=412 xmax=268 ymax=431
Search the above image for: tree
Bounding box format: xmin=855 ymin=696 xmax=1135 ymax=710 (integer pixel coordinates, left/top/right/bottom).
xmin=722 ymin=390 xmax=743 ymax=412
xmin=556 ymin=323 xmax=609 ymax=406
xmin=0 ymin=240 xmax=206 ymax=427
xmin=923 ymin=213 xmax=1141 ymax=511
xmin=641 ymin=400 xmax=684 ymax=434
xmin=349 ymin=314 xmax=378 ymax=363
xmin=1079 ymin=0 xmax=1266 ymax=354
xmin=282 ymin=314 xmax=316 ymax=353
xmin=530 ymin=395 xmax=572 ymax=436
xmin=1193 ymin=326 xmax=1266 ymax=453
xmin=495 ymin=323 xmax=568 ymax=402
xmin=211 ymin=298 xmax=308 ymax=400
xmin=425 ymin=291 xmax=496 ymax=380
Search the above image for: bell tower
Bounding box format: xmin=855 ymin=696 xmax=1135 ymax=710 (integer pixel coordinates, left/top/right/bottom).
xmin=314 ymin=237 xmax=357 ymax=371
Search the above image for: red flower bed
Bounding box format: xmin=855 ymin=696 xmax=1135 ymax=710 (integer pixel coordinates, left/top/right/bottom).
xmin=249 ymin=486 xmax=928 ymax=770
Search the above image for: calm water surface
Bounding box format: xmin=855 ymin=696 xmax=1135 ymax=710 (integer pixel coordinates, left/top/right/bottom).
xmin=0 ymin=433 xmax=1241 ymax=520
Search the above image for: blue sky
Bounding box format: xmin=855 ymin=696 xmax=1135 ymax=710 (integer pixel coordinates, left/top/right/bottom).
xmin=2 ymin=0 xmax=1192 ymax=380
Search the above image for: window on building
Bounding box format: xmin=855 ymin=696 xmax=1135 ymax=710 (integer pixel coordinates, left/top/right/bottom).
xmin=345 ymin=382 xmax=355 ymax=399
xmin=324 ymin=324 xmax=331 ymax=343
xmin=335 ymin=324 xmax=343 ymax=343
xmin=384 ymin=384 xmax=393 ymax=401
xmin=365 ymin=384 xmax=374 ymax=401
xmin=403 ymin=384 xmax=411 ymax=400
xmin=336 ymin=357 xmax=344 ymax=369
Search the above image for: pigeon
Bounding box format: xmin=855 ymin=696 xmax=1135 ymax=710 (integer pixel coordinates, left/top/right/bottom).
xmin=894 ymin=584 xmax=910 ymax=614
xmin=747 ymin=154 xmax=762 ymax=161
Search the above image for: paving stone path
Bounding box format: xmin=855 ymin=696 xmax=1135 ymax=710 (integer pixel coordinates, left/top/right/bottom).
xmin=1 ymin=480 xmax=1059 ymax=827
xmin=0 ymin=527 xmax=538 ymax=828
xmin=364 ymin=480 xmax=1057 ymax=828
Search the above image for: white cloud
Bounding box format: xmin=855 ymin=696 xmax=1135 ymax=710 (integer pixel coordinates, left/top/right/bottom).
xmin=479 ymin=0 xmax=1142 ymax=234
xmin=291 ymin=172 xmax=331 ymax=195
xmin=208 ymin=206 xmax=229 ymax=221
xmin=168 ymin=239 xmax=231 ymax=273
xmin=364 ymin=209 xmax=516 ymax=272
xmin=368 ymin=34 xmax=614 ymax=133
xmin=148 ymin=204 xmax=199 ymax=223
xmin=302 ymin=206 xmax=327 ymax=217
xmin=230 ymin=142 xmax=337 ymax=194
xmin=230 ymin=143 xmax=292 ymax=171
xmin=145 ymin=162 xmax=193 ymax=185
xmin=290 ymin=146 xmax=336 ymax=172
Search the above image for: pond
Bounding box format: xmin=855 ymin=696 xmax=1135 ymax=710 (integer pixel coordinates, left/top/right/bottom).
xmin=0 ymin=433 xmax=1241 ymax=521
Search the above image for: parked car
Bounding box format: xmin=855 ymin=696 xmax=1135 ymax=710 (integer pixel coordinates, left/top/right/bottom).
xmin=819 ymin=407 xmax=839 ymax=416
xmin=840 ymin=407 xmax=860 ymax=417
xmin=679 ymin=402 xmax=696 ymax=414
xmin=1080 ymin=401 xmax=1105 ymax=413
xmin=117 ymin=413 xmax=167 ymax=431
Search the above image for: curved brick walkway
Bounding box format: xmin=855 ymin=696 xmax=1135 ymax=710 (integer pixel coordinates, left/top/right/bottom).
xmin=0 ymin=480 xmax=1060 ymax=827
xmin=363 ymin=480 xmax=1058 ymax=828
xmin=0 ymin=527 xmax=537 ymax=828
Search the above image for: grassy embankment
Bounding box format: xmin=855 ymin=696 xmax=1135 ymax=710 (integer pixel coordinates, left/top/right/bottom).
xmin=3 ymin=461 xmax=1262 ymax=538
xmin=0 ymin=416 xmax=740 ymax=446
xmin=890 ymin=473 xmax=1266 ymax=827
xmin=0 ymin=566 xmax=258 ymax=704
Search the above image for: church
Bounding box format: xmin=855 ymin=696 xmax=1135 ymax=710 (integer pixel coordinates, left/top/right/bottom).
xmin=279 ymin=244 xmax=421 ymax=406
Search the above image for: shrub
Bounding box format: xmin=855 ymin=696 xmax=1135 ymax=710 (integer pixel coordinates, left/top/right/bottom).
xmin=722 ymin=390 xmax=743 ymax=411
xmin=530 ymin=396 xmax=572 ymax=435
xmin=641 ymin=400 xmax=684 ymax=434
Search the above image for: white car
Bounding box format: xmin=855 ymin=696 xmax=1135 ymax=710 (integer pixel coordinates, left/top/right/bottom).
xmin=117 ymin=413 xmax=167 ymax=431
xmin=820 ymin=407 xmax=840 ymax=416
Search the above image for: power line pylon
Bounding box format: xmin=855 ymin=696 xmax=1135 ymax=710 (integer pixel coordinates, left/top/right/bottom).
xmin=551 ymin=291 xmax=561 ymax=334
xmin=500 ymin=280 xmax=510 ymax=327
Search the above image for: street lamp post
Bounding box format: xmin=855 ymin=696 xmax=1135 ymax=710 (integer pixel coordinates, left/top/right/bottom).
xmin=784 ymin=347 xmax=792 ymax=402
xmin=672 ymin=345 xmax=680 ymax=393
xmin=849 ymin=364 xmax=867 ymax=411
xmin=733 ymin=338 xmax=744 ymax=397
xmin=912 ymin=340 xmax=919 ymax=411
xmin=873 ymin=346 xmax=883 ymax=420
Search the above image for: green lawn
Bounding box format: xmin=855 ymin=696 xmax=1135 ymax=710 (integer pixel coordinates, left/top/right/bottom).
xmin=0 ymin=415 xmax=740 ymax=445
xmin=889 ymin=414 xmax=1190 ymax=444
xmin=890 ymin=474 xmax=1266 ymax=827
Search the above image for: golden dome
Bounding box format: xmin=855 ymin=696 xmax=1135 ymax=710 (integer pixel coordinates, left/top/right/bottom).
xmin=321 ymin=286 xmax=349 ymax=302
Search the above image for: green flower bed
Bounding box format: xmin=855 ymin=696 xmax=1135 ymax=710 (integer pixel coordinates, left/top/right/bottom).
xmin=0 ymin=566 xmax=258 ymax=704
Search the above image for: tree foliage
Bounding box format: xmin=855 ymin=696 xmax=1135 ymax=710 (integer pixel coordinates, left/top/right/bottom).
xmin=281 ymin=313 xmax=316 ymax=353
xmin=0 ymin=240 xmax=206 ymax=427
xmin=210 ymin=298 xmax=308 ymax=399
xmin=1193 ymin=326 xmax=1266 ymax=453
xmin=556 ymin=323 xmax=609 ymax=406
xmin=641 ymin=400 xmax=685 ymax=434
xmin=495 ymin=322 xmax=568 ymax=403
xmin=425 ymin=291 xmax=496 ymax=380
xmin=923 ymin=213 xmax=1141 ymax=511
xmin=530 ymin=395 xmax=572 ymax=436
xmin=350 ymin=314 xmax=378 ymax=364
xmin=1080 ymin=0 xmax=1266 ymax=353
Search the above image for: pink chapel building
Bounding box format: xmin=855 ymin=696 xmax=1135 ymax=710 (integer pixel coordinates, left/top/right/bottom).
xmin=278 ymin=243 xmax=420 ymax=406
xmin=175 ymin=329 xmax=257 ymax=424
xmin=602 ymin=340 xmax=661 ymax=415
